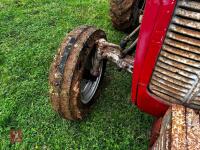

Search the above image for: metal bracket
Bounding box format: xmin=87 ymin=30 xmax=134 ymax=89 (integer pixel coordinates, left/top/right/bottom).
xmin=90 ymin=38 xmax=134 ymax=75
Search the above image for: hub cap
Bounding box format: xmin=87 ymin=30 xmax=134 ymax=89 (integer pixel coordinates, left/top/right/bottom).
xmin=80 ymin=52 xmax=103 ymax=104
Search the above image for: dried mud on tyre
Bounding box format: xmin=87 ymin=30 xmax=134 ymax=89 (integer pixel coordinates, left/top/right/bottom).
xmin=109 ymin=0 xmax=136 ymax=31
xmin=49 ymin=26 xmax=106 ymax=120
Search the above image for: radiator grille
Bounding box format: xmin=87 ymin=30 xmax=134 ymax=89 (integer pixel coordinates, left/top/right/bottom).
xmin=149 ymin=0 xmax=200 ymax=109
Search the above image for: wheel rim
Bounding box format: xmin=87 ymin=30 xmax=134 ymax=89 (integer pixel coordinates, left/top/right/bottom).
xmin=80 ymin=52 xmax=103 ymax=104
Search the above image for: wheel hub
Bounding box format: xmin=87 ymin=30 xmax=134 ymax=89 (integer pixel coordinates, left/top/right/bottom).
xmin=80 ymin=53 xmax=103 ymax=104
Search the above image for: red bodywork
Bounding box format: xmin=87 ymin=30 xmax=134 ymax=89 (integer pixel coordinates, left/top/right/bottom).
xmin=132 ymin=0 xmax=177 ymax=117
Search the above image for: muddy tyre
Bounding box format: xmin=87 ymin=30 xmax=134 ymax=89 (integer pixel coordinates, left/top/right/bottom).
xmin=109 ymin=0 xmax=142 ymax=31
xmin=49 ymin=26 xmax=106 ymax=120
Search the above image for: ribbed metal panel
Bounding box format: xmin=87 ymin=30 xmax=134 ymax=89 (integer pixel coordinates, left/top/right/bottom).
xmin=149 ymin=0 xmax=200 ymax=109
xmin=151 ymin=105 xmax=200 ymax=150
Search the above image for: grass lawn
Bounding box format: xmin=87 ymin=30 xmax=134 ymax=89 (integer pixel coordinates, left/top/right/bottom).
xmin=0 ymin=0 xmax=153 ymax=149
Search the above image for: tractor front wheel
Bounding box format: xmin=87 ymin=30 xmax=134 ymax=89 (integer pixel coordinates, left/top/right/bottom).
xmin=49 ymin=26 xmax=106 ymax=120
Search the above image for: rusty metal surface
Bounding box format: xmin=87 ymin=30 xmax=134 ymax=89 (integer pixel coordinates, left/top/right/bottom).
xmin=169 ymin=24 xmax=200 ymax=39
xmin=149 ymin=0 xmax=200 ymax=109
xmin=176 ymin=7 xmax=200 ymax=21
xmin=186 ymin=108 xmax=200 ymax=150
xmin=171 ymin=105 xmax=200 ymax=150
xmin=151 ymin=108 xmax=171 ymax=150
xmin=149 ymin=118 xmax=163 ymax=148
xmin=171 ymin=105 xmax=187 ymax=150
xmin=49 ymin=26 xmax=106 ymax=120
xmin=167 ymin=31 xmax=200 ymax=47
xmin=95 ymin=39 xmax=134 ymax=73
xmin=173 ymin=17 xmax=200 ymax=30
xmin=178 ymin=1 xmax=200 ymax=11
xmin=151 ymin=104 xmax=200 ymax=150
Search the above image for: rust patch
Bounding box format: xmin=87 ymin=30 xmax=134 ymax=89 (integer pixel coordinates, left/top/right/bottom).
xmin=171 ymin=105 xmax=187 ymax=150
xmin=186 ymin=108 xmax=200 ymax=150
xmin=165 ymin=38 xmax=200 ymax=55
xmin=176 ymin=8 xmax=200 ymax=21
xmin=151 ymin=104 xmax=200 ymax=150
xmin=151 ymin=108 xmax=172 ymax=150
xmin=173 ymin=17 xmax=200 ymax=30
xmin=169 ymin=24 xmax=200 ymax=39
xmin=149 ymin=117 xmax=163 ymax=147
xmin=167 ymin=31 xmax=200 ymax=47
xmin=96 ymin=39 xmax=134 ymax=73
xmin=178 ymin=1 xmax=200 ymax=11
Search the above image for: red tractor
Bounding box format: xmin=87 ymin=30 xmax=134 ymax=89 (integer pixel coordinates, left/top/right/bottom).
xmin=49 ymin=0 xmax=200 ymax=149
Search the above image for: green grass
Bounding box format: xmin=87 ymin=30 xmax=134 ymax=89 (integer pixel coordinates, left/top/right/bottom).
xmin=0 ymin=0 xmax=153 ymax=149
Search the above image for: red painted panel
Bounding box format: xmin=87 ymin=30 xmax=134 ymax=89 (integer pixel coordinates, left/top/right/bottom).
xmin=131 ymin=0 xmax=177 ymax=117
